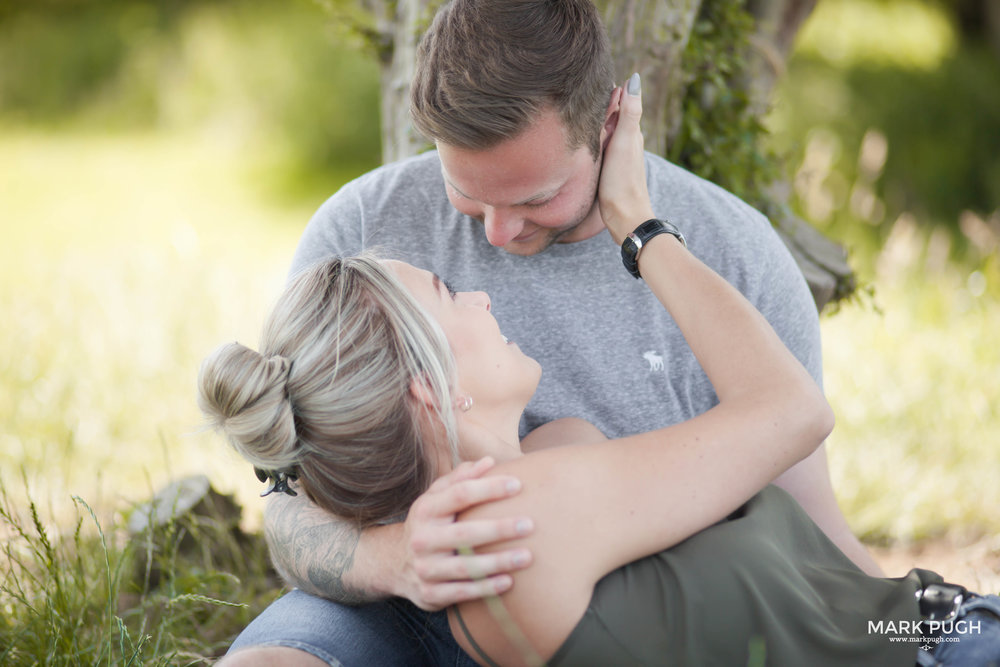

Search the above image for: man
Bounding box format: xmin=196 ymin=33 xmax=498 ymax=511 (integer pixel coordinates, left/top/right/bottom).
xmin=223 ymin=1 xmax=881 ymax=664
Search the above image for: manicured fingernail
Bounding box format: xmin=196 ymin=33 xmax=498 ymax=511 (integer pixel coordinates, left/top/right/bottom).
xmin=505 ymin=478 xmax=521 ymax=493
xmin=494 ymin=575 xmax=513 ymax=592
xmin=515 ymin=518 xmax=533 ymax=535
xmin=627 ymin=72 xmax=641 ymax=96
xmin=512 ymin=550 xmax=530 ymax=567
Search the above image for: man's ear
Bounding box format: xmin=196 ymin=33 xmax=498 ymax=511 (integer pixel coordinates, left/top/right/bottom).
xmin=599 ymin=85 xmax=624 ymax=153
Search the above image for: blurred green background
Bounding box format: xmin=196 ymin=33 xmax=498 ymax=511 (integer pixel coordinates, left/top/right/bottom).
xmin=1 ymin=0 xmax=998 ymax=555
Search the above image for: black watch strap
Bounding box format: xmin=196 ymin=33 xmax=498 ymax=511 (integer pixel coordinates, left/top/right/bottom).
xmin=621 ymin=218 xmax=686 ymax=279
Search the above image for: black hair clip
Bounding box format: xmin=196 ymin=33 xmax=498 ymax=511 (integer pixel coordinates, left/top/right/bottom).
xmin=254 ymin=466 xmax=299 ymax=497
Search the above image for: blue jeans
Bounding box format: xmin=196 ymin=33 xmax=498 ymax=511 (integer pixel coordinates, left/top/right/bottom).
xmin=228 ymin=589 xmax=477 ymax=667
xmin=916 ymin=593 xmax=1000 ymax=666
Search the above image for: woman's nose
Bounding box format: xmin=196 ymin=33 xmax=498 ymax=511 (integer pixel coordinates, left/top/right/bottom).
xmin=460 ymin=290 xmax=491 ymax=311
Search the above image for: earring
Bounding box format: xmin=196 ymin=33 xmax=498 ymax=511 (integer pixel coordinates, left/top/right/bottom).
xmin=457 ymin=396 xmax=474 ymax=412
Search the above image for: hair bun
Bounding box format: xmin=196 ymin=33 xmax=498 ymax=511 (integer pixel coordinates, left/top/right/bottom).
xmin=268 ymin=353 xmax=292 ymax=387
xmin=197 ymin=342 xmax=298 ymax=469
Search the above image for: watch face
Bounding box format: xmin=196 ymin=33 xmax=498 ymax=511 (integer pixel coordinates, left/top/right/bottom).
xmin=622 ymin=235 xmax=639 ymax=259
xmin=621 ymin=234 xmax=642 ymax=278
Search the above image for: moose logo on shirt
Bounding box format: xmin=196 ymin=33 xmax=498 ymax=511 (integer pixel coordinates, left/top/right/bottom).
xmin=643 ymin=350 xmax=664 ymax=372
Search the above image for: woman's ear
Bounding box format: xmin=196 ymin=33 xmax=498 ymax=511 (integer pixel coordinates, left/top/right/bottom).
xmin=410 ymin=376 xmax=471 ymax=413
xmin=408 ymin=376 xmax=437 ymax=408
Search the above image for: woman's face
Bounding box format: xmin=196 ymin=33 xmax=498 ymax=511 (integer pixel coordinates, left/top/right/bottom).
xmin=385 ymin=260 xmax=541 ymax=414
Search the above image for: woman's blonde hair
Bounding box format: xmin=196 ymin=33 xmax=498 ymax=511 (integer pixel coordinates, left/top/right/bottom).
xmin=198 ymin=254 xmax=458 ymax=526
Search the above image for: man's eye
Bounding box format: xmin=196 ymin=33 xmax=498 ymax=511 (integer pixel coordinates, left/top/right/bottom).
xmin=526 ymin=198 xmax=553 ymax=208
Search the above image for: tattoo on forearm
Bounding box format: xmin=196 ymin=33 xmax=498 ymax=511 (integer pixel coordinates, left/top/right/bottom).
xmin=264 ymin=494 xmax=373 ymax=605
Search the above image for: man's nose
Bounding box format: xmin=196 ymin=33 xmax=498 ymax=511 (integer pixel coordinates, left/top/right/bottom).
xmin=483 ymin=207 xmax=525 ymax=246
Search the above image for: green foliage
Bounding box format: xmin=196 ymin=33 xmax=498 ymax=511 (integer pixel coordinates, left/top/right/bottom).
xmin=671 ymin=0 xmax=780 ymax=215
xmin=769 ymin=0 xmax=1000 ymax=268
xmin=839 ymin=46 xmax=998 ymax=230
xmin=0 ymin=0 xmax=382 ymax=201
xmin=0 ymin=477 xmax=281 ymax=665
xmin=0 ymin=9 xmax=130 ymax=119
xmin=773 ymin=48 xmax=1000 ymax=259
xmin=0 ymin=0 xmax=232 ymax=123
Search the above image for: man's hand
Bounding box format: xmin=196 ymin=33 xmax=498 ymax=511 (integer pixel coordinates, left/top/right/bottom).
xmin=264 ymin=457 xmax=533 ymax=608
xmin=395 ymin=457 xmax=534 ymax=611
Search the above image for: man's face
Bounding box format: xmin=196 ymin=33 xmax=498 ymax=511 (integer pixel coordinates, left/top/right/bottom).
xmin=438 ymin=109 xmax=606 ymax=256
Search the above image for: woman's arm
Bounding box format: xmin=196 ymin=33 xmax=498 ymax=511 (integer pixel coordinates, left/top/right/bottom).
xmin=449 ymin=79 xmax=835 ymax=664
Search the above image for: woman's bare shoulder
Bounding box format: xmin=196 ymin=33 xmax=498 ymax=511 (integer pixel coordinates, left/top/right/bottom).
xmin=449 ymin=433 xmax=616 ymax=663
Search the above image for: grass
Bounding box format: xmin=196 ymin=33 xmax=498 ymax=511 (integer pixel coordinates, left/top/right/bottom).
xmin=2 ymin=126 xmax=998 ymax=661
xmin=0 ymin=128 xmax=304 ymax=520
xmin=823 ymin=232 xmax=1000 ymax=544
xmin=0 ymin=476 xmax=280 ymax=665
xmin=1 ymin=128 xmax=302 ymax=663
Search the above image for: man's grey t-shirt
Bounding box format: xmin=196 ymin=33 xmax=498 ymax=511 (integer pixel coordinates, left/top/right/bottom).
xmin=291 ymin=150 xmax=822 ymax=439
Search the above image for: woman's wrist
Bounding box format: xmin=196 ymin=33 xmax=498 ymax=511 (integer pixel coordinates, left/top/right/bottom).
xmin=621 ymin=219 xmax=687 ymax=279
xmin=602 ymin=207 xmax=656 ymax=246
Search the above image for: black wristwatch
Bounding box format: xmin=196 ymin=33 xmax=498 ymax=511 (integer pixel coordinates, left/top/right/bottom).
xmin=620 ymin=218 xmax=687 ymax=279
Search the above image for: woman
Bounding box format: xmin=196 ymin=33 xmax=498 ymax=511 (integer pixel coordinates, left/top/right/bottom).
xmin=199 ymin=82 xmax=1000 ymax=666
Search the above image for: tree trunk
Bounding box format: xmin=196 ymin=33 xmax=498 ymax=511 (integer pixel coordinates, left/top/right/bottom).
xmin=598 ymin=0 xmax=702 ymax=156
xmin=741 ymin=0 xmax=854 ymax=310
xmin=744 ymin=0 xmax=818 ymax=115
xmin=364 ymin=0 xmax=437 ymax=163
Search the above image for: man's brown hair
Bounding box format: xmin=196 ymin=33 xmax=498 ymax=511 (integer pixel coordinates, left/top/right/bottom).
xmin=410 ymin=0 xmax=615 ymax=157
